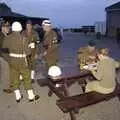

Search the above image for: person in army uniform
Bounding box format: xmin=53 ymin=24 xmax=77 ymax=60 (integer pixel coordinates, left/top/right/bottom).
xmin=2 ymin=21 xmax=39 ymax=102
xmin=77 ymin=40 xmax=98 ymax=70
xmin=41 ymin=20 xmax=58 ymax=71
xmin=0 ymin=22 xmax=12 ymax=94
xmin=22 ymin=20 xmax=39 ymax=82
xmin=86 ymin=48 xmax=120 ymax=94
xmin=0 ymin=22 xmax=10 ymax=49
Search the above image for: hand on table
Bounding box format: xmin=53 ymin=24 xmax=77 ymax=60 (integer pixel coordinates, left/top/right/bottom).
xmin=83 ymin=63 xmax=97 ymax=71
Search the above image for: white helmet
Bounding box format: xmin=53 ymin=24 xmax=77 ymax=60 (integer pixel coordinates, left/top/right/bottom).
xmin=12 ymin=21 xmax=22 ymax=32
xmin=42 ymin=20 xmax=51 ymax=26
xmin=48 ymin=66 xmax=62 ymax=78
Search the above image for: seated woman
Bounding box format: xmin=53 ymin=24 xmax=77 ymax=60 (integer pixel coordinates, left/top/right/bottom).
xmin=86 ymin=48 xmax=120 ymax=94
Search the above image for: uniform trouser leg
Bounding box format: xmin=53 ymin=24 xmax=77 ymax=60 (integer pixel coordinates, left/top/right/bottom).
xmin=45 ymin=60 xmax=57 ymax=97
xmin=20 ymin=68 xmax=32 ymax=90
xmin=0 ymin=57 xmax=10 ymax=91
xmin=10 ymin=67 xmax=22 ymax=101
xmin=10 ymin=66 xmax=31 ymax=90
xmin=45 ymin=60 xmax=57 ymax=71
xmin=85 ymin=81 xmax=115 ymax=94
xmin=29 ymin=57 xmax=36 ymax=80
xmin=10 ymin=67 xmax=20 ymax=90
xmin=21 ymin=68 xmax=36 ymax=100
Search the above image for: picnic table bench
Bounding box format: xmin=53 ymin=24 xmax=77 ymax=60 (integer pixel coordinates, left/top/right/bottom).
xmin=56 ymin=82 xmax=120 ymax=120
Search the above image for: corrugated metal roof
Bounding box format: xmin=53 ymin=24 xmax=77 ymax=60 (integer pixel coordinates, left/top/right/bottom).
xmin=0 ymin=3 xmax=27 ymax=17
xmin=105 ymin=2 xmax=120 ymax=11
xmin=0 ymin=2 xmax=48 ymax=26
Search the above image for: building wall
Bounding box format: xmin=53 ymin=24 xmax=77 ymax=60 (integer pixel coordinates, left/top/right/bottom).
xmin=106 ymin=10 xmax=120 ymax=37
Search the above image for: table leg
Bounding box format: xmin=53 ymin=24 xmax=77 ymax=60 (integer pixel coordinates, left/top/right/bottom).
xmin=63 ymin=82 xmax=70 ymax=96
xmin=48 ymin=80 xmax=65 ymax=98
xmin=69 ymin=111 xmax=76 ymax=120
xmin=117 ymin=94 xmax=120 ymax=101
xmin=78 ymin=78 xmax=87 ymax=93
xmin=48 ymin=89 xmax=53 ymax=96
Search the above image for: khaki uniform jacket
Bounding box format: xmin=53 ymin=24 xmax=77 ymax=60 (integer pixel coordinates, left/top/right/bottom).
xmin=2 ymin=32 xmax=30 ymax=67
xmin=22 ymin=29 xmax=39 ymax=56
xmin=43 ymin=29 xmax=58 ymax=62
xmin=92 ymin=57 xmax=120 ymax=89
xmin=22 ymin=29 xmax=39 ymax=69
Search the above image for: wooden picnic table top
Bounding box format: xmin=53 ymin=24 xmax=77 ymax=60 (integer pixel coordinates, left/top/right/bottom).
xmin=49 ymin=66 xmax=92 ymax=84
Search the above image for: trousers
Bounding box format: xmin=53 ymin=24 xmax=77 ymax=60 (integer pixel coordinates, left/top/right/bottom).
xmin=9 ymin=58 xmax=32 ymax=90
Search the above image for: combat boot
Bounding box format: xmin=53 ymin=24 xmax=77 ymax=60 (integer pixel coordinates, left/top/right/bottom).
xmin=3 ymin=88 xmax=13 ymax=94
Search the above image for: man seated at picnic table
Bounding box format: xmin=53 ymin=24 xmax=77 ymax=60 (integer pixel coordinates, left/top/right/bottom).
xmin=77 ymin=40 xmax=98 ymax=70
xmin=85 ymin=48 xmax=120 ymax=94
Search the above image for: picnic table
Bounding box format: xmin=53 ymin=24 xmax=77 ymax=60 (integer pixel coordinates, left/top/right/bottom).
xmin=47 ymin=65 xmax=92 ymax=98
xmin=46 ymin=66 xmax=120 ymax=120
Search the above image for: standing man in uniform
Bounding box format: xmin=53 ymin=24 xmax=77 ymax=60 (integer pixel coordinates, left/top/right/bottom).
xmin=0 ymin=22 xmax=12 ymax=94
xmin=2 ymin=21 xmax=39 ymax=102
xmin=22 ymin=20 xmax=39 ymax=82
xmin=77 ymin=40 xmax=98 ymax=70
xmin=41 ymin=20 xmax=58 ymax=71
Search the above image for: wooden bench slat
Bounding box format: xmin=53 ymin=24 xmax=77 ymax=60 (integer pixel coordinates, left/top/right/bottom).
xmin=56 ymin=83 xmax=120 ymax=113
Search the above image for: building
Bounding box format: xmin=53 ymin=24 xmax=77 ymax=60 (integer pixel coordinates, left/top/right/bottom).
xmin=0 ymin=2 xmax=48 ymax=29
xmin=105 ymin=2 xmax=120 ymax=37
xmin=81 ymin=26 xmax=95 ymax=33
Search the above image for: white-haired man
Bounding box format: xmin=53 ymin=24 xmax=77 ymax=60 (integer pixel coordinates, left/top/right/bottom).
xmin=2 ymin=21 xmax=39 ymax=102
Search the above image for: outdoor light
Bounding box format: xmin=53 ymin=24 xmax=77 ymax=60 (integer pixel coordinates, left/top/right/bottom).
xmin=48 ymin=66 xmax=62 ymax=88
xmin=48 ymin=66 xmax=62 ymax=77
xmin=12 ymin=21 xmax=22 ymax=32
xmin=48 ymin=66 xmax=62 ymax=80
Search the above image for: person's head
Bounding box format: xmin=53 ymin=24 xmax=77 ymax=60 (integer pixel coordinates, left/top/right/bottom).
xmin=42 ymin=20 xmax=52 ymax=32
xmin=26 ymin=20 xmax=33 ymax=32
xmin=97 ymin=48 xmax=109 ymax=60
xmin=1 ymin=21 xmax=10 ymax=35
xmin=12 ymin=21 xmax=22 ymax=32
xmin=87 ymin=40 xmax=96 ymax=51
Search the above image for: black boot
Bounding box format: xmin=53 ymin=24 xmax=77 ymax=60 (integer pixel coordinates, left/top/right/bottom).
xmin=16 ymin=95 xmax=23 ymax=103
xmin=31 ymin=79 xmax=35 ymax=83
xmin=29 ymin=95 xmax=40 ymax=102
xmin=3 ymin=88 xmax=13 ymax=94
